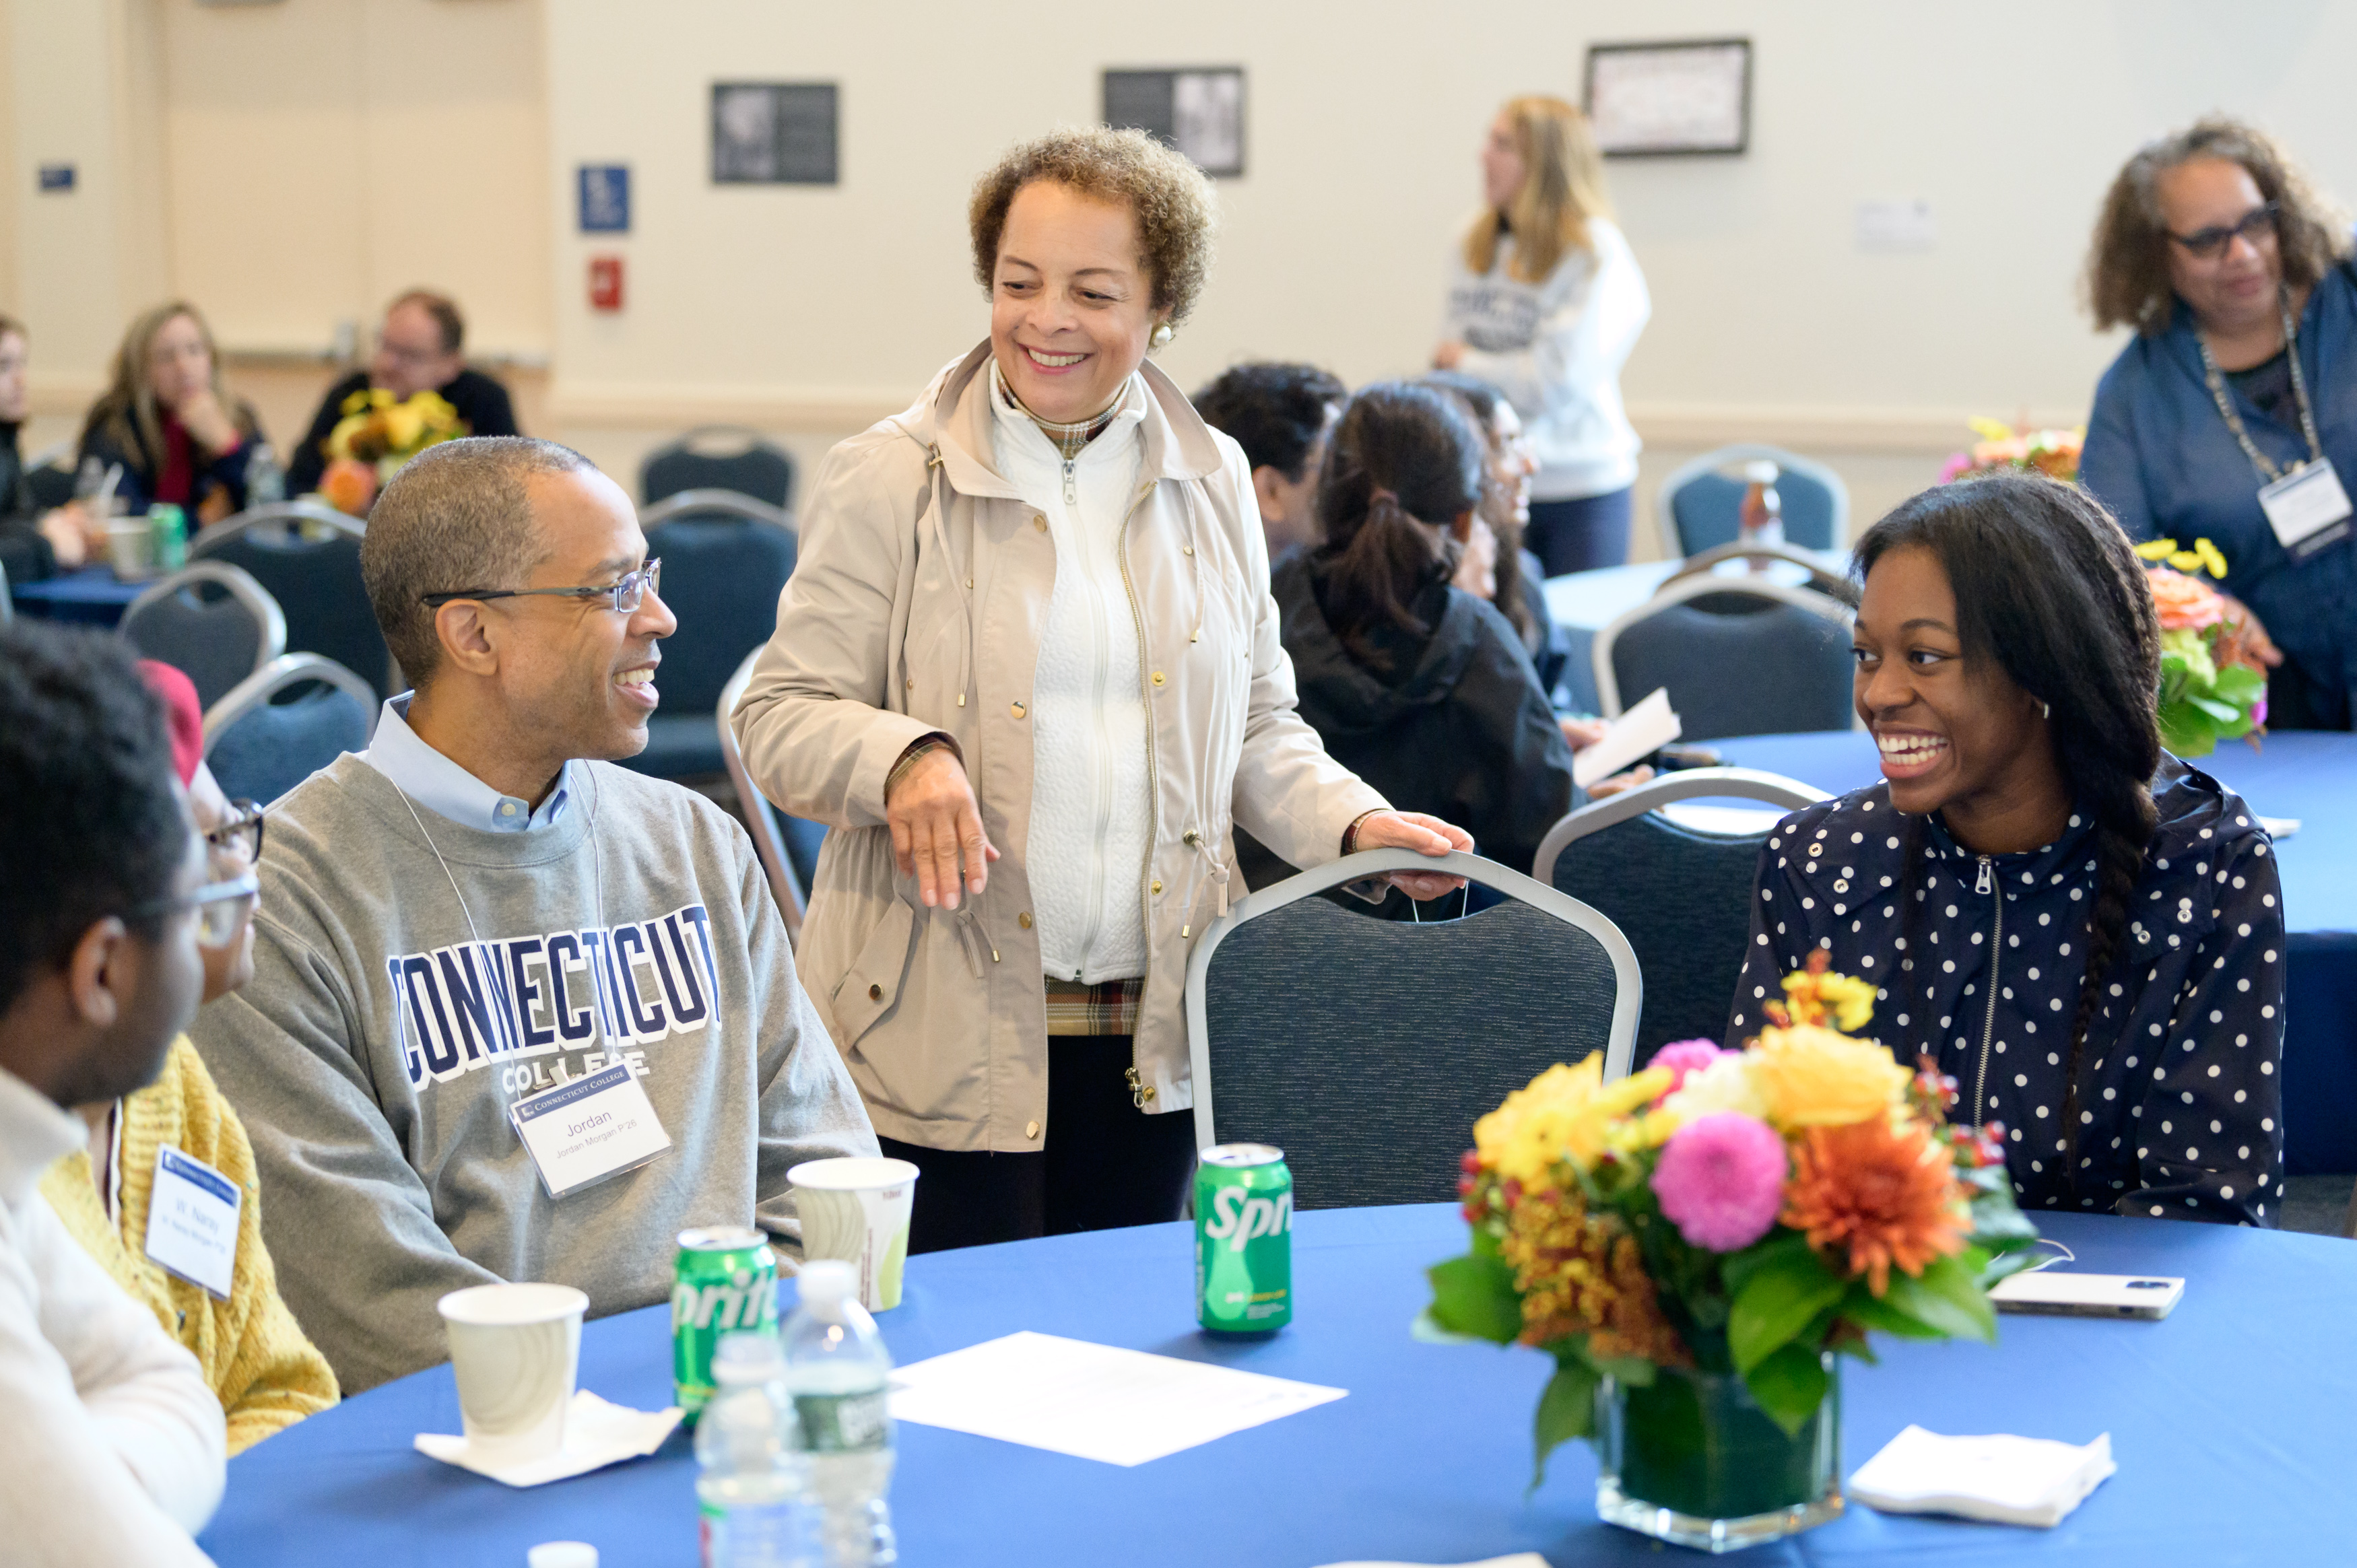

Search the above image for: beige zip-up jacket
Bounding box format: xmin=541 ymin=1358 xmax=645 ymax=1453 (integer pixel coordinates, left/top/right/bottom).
xmin=733 ymin=343 xmax=1387 ymax=1152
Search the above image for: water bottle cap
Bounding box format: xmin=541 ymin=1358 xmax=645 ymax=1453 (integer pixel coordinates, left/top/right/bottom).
xmin=527 ymin=1546 xmax=597 ymax=1568
xmin=797 ymin=1258 xmax=856 ymax=1309
xmin=710 ymin=1329 xmax=785 ymax=1381
xmin=1743 ymin=460 xmax=1781 ymax=483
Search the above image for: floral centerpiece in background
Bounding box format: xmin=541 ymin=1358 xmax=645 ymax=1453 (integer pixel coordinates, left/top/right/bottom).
xmin=2135 ymin=536 xmax=2267 ymax=757
xmin=1939 ymin=417 xmax=2082 ymax=485
xmin=1419 ymin=957 xmax=2038 ymax=1552
xmin=314 ymin=387 xmax=469 ymax=516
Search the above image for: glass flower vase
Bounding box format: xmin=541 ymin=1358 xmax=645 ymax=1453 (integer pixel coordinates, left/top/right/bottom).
xmin=1593 ymin=1356 xmax=1843 ymax=1553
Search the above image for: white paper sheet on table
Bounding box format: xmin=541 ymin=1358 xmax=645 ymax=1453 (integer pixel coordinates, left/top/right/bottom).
xmin=1657 ymin=801 xmax=1787 ymax=836
xmin=414 ymin=1390 xmax=681 ymax=1488
xmin=1314 ymin=1557 xmax=1550 ymax=1568
xmin=886 ymin=1330 xmax=1346 ymax=1466
xmin=1574 ymin=687 xmax=1682 ymax=789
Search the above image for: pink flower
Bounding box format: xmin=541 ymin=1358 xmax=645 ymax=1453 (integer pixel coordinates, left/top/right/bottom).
xmin=1650 ymin=1039 xmax=1729 ymax=1097
xmin=1650 ymin=1112 xmax=1789 ymax=1252
xmin=1937 ymin=452 xmax=1973 ymax=484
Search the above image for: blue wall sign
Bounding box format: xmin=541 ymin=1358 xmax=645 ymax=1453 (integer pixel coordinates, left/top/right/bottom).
xmin=577 ymin=165 xmax=630 ymax=233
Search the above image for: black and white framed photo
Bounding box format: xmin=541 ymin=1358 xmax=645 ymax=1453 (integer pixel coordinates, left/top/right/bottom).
xmin=712 ymin=82 xmax=839 ymax=185
xmin=1583 ymin=39 xmax=1752 ymax=157
xmin=1104 ymin=67 xmax=1246 ymax=178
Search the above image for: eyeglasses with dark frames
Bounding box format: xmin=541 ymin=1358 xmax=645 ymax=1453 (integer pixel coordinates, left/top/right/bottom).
xmin=206 ymin=800 xmax=264 ymax=866
xmin=2166 ymin=202 xmax=2279 ymax=262
xmin=419 ymin=558 xmax=663 ymax=615
xmin=127 ymin=871 xmax=261 ymax=949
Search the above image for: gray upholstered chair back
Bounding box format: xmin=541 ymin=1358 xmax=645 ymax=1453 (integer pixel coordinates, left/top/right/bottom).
xmin=719 ymin=648 xmax=807 ymax=941
xmin=1535 ymin=768 xmax=1828 ymax=1065
xmin=119 ymin=561 xmax=287 ymax=709
xmin=641 ymin=428 xmax=795 ymax=510
xmin=191 ymin=503 xmax=393 ymax=700
xmin=201 ymin=653 xmax=378 ymax=807
xmin=1185 ymin=849 xmax=1638 ymax=1210
xmin=1594 ymin=575 xmax=1855 ymax=741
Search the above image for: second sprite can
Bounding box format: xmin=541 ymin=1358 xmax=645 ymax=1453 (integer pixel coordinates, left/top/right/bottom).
xmin=1195 ymin=1144 xmax=1293 ymax=1334
xmin=671 ymin=1225 xmax=778 ymax=1419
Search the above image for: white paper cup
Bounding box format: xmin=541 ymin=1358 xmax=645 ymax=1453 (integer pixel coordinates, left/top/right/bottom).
xmin=788 ymin=1157 xmax=919 ymax=1310
xmin=106 ymin=520 xmax=154 ymax=581
xmin=436 ymin=1282 xmax=588 ymax=1466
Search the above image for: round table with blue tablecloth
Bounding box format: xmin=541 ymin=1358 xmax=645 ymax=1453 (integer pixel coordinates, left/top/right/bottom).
xmin=7 ymin=562 xmax=145 ymax=625
xmin=202 ymin=1204 xmax=2357 ymax=1567
xmin=1717 ymin=730 xmax=2357 ymax=1177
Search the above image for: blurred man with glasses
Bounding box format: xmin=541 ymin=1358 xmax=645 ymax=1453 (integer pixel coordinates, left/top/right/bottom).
xmin=193 ymin=436 xmax=875 ymax=1392
xmin=0 ymin=623 xmax=229 ymax=1564
xmin=44 ymin=660 xmax=339 ymax=1456
xmin=283 ymin=290 xmax=522 ymax=499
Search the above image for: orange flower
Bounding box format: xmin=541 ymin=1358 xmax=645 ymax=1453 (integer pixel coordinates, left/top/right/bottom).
xmin=1780 ymin=1118 xmax=1967 ymax=1296
xmin=2146 ymin=567 xmax=2225 ymax=633
xmin=318 ymin=458 xmax=378 ymax=517
xmin=1500 ymin=1185 xmax=1692 ymax=1366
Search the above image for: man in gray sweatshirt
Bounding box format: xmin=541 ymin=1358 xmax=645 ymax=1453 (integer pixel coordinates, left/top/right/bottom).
xmin=192 ymin=436 xmax=877 ymax=1393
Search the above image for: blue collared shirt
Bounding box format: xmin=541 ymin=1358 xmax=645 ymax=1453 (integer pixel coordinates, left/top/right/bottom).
xmin=359 ymin=694 xmax=574 ymax=833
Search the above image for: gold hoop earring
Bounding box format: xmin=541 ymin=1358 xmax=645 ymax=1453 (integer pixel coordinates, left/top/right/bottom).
xmin=1150 ymin=322 xmax=1174 ymax=350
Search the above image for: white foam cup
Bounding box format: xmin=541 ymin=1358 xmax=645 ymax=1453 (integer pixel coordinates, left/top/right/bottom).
xmin=105 ymin=519 xmax=153 ymax=581
xmin=787 ymin=1157 xmax=919 ymax=1311
xmin=435 ymin=1281 xmax=589 ymax=1466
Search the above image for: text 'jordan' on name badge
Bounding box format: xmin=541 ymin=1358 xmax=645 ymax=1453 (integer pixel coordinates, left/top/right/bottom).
xmin=2259 ymin=458 xmax=2354 ymax=555
xmin=510 ymin=1062 xmax=674 ymax=1199
xmin=144 ymin=1145 xmax=242 ymax=1299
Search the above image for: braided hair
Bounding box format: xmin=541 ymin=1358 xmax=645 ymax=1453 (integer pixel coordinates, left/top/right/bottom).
xmin=1858 ymin=474 xmax=2162 ymax=1179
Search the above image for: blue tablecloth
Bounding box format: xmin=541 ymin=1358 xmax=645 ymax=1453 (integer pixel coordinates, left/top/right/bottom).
xmin=203 ymin=1204 xmax=2357 ymax=1567
xmin=1719 ymin=730 xmax=2357 ymax=1175
xmin=8 ymin=563 xmax=144 ymax=626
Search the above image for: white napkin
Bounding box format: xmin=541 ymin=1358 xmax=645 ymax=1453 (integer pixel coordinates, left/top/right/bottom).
xmin=1314 ymin=1557 xmax=1550 ymax=1568
xmin=416 ymin=1390 xmax=682 ymax=1488
xmin=1849 ymin=1425 xmax=2115 ymax=1527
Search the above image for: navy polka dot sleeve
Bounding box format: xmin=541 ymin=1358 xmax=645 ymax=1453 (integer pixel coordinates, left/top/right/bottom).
xmin=1727 ymin=760 xmax=2287 ymax=1227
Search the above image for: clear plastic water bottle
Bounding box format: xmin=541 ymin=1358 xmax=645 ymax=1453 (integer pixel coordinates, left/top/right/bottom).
xmin=696 ymin=1331 xmax=812 ymax=1568
xmin=783 ymin=1260 xmax=897 ymax=1567
xmin=1737 ymin=458 xmax=1784 ymax=570
xmin=246 ymin=440 xmax=286 ymax=506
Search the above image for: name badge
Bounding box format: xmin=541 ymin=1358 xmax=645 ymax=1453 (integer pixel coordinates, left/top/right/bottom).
xmin=2258 ymin=459 xmax=2354 ymax=557
xmin=510 ymin=1062 xmax=673 ymax=1200
xmin=145 ymin=1146 xmax=241 ymax=1299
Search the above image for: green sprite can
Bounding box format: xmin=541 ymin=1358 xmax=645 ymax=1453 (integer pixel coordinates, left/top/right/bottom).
xmin=1195 ymin=1143 xmax=1293 ymax=1335
xmin=147 ymin=503 xmax=187 ymax=573
xmin=671 ymin=1225 xmax=778 ymax=1419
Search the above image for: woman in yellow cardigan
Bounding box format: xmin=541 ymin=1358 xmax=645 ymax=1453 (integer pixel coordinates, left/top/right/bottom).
xmin=40 ymin=664 xmax=337 ymax=1454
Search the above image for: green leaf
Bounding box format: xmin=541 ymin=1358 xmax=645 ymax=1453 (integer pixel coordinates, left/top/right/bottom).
xmin=1721 ymin=1229 xmax=1812 ymax=1300
xmin=1425 ymin=1252 xmax=1521 ymax=1344
xmin=1840 ymin=1286 xmax=1946 ymax=1340
xmin=1880 ymin=1254 xmax=1997 ymax=1344
xmin=1728 ymin=1247 xmax=1847 ymax=1374
xmin=1411 ymin=1305 xmax=1506 ymax=1347
xmin=1743 ymin=1342 xmax=1830 ymax=1437
xmin=2189 ymin=694 xmax=2240 ymax=722
xmin=1531 ymin=1360 xmax=1600 ymax=1493
xmin=2213 ymin=663 xmax=2266 ymax=703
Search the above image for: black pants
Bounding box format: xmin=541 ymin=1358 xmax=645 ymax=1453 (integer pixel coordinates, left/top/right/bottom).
xmin=1525 ymin=487 xmax=1634 ymax=576
xmin=878 ymin=1035 xmax=1199 ymax=1254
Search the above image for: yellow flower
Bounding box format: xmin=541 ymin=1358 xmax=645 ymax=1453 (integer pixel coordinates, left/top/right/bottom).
xmin=1782 ymin=967 xmax=1877 ymax=1033
xmin=2194 ymin=537 xmax=2228 ymax=578
xmin=1659 ymin=1052 xmax=1769 ymax=1124
xmin=1752 ymin=1024 xmax=1913 ymax=1130
xmin=381 ymin=401 xmax=426 ymax=451
xmin=2133 ymin=538 xmax=2178 ymax=562
xmin=1473 ymin=1057 xmax=1672 ymax=1186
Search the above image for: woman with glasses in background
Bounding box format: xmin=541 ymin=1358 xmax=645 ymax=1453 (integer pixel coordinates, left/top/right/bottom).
xmin=2080 ymin=116 xmax=2357 ymax=729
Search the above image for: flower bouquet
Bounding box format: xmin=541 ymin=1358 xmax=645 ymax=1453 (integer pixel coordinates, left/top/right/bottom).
xmin=1418 ymin=957 xmax=2038 ymax=1551
xmin=2134 ymin=537 xmax=2267 ymax=757
xmin=315 ymin=387 xmax=469 ymax=514
xmin=1939 ymin=417 xmax=2082 ymax=485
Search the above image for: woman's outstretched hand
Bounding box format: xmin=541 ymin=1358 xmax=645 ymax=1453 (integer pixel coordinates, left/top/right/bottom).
xmin=1354 ymin=809 xmax=1475 ymax=902
xmin=886 ymin=744 xmax=998 ymax=910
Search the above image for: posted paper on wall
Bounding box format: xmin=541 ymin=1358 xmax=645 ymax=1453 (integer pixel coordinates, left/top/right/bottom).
xmin=888 ymin=1331 xmax=1346 ymax=1466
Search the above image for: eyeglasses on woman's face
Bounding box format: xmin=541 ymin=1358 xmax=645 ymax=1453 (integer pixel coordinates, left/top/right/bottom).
xmin=418 ymin=558 xmax=663 ymax=615
xmin=205 ymin=800 xmax=263 ymax=871
xmin=129 ymin=871 xmax=261 ymax=951
xmin=2166 ymin=201 xmax=2279 ymax=263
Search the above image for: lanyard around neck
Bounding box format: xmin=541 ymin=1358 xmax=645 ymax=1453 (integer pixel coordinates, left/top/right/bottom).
xmin=2194 ymin=287 xmax=2325 ymax=483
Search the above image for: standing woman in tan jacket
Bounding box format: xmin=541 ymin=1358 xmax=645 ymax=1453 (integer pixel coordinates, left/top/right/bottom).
xmin=733 ymin=128 xmax=1469 ymax=1252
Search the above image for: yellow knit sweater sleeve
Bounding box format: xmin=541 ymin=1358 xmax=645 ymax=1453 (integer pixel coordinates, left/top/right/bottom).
xmin=38 ymin=1038 xmax=339 ymax=1454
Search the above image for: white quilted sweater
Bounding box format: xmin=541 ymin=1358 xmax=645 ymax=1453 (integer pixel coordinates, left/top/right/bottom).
xmin=988 ymin=365 xmax=1153 ymax=982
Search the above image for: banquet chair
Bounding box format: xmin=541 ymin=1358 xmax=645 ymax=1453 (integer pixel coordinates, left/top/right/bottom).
xmin=23 ymin=440 xmax=75 ymax=511
xmin=1535 ymin=768 xmax=1828 ymax=1066
xmin=615 ymin=491 xmax=796 ymax=781
xmin=118 ymin=561 xmax=286 ymax=709
xmin=1186 ymin=849 xmax=1639 ymax=1210
xmin=0 ymin=557 xmax=11 ymax=627
xmin=191 ymin=502 xmax=395 ymax=700
xmin=1593 ymin=575 xmax=1855 ymax=741
xmin=717 ymin=647 xmax=816 ymax=941
xmin=201 ymin=653 xmax=378 ymax=807
xmin=1664 ymin=540 xmax=1861 ymax=608
xmin=1656 ymin=444 xmax=1849 ymax=557
xmin=641 ymin=427 xmax=795 ymax=511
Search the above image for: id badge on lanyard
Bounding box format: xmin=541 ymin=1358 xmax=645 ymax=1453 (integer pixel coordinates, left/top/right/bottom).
xmin=510 ymin=1063 xmax=675 ymax=1200
xmin=2257 ymin=459 xmax=2354 ymax=558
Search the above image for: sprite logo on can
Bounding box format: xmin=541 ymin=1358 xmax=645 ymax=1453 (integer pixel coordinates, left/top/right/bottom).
xmin=672 ymin=1225 xmax=778 ymax=1418
xmin=1195 ymin=1143 xmax=1292 ymax=1335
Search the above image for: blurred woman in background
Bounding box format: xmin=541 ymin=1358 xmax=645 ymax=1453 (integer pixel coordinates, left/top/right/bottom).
xmin=2080 ymin=116 xmax=2356 ymax=728
xmin=79 ymin=301 xmax=269 ymax=526
xmin=1436 ymin=95 xmax=1649 ymax=576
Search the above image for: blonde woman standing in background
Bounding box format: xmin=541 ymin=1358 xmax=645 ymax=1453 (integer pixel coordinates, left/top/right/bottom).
xmin=1436 ymin=96 xmax=1649 ymax=576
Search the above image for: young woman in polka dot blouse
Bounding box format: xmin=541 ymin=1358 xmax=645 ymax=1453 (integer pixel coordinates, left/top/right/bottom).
xmin=1729 ymin=473 xmax=2287 ymax=1225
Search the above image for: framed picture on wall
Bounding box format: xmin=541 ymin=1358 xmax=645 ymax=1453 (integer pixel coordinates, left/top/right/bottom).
xmin=1104 ymin=67 xmax=1245 ymax=177
xmin=1583 ymin=39 xmax=1751 ymax=157
xmin=712 ymin=82 xmax=839 ymax=185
